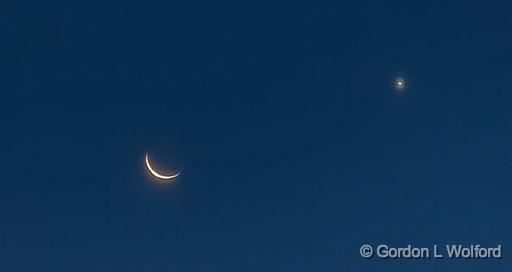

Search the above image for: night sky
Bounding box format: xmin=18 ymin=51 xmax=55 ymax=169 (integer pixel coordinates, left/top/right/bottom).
xmin=1 ymin=1 xmax=511 ymax=271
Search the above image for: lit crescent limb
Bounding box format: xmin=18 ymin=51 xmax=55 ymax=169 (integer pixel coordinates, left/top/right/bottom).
xmin=145 ymin=154 xmax=180 ymax=180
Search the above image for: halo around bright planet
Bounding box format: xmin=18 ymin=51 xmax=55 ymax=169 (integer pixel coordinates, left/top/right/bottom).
xmin=394 ymin=78 xmax=406 ymax=91
xmin=145 ymin=153 xmax=180 ymax=181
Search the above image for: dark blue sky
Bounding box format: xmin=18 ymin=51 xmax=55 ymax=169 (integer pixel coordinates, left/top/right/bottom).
xmin=1 ymin=1 xmax=511 ymax=271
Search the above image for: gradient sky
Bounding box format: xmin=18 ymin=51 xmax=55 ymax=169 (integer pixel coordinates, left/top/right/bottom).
xmin=1 ymin=1 xmax=511 ymax=271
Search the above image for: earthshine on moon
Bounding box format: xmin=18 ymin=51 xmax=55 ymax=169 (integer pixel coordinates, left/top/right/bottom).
xmin=145 ymin=153 xmax=180 ymax=181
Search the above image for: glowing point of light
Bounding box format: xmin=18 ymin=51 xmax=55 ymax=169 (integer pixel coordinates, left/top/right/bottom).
xmin=395 ymin=78 xmax=406 ymax=90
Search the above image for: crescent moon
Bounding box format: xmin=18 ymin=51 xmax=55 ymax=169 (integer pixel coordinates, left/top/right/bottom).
xmin=145 ymin=153 xmax=180 ymax=180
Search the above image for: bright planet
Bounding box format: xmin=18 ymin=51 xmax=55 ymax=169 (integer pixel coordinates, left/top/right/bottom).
xmin=395 ymin=78 xmax=406 ymax=90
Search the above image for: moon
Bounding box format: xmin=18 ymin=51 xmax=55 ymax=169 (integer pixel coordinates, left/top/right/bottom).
xmin=145 ymin=153 xmax=180 ymax=181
